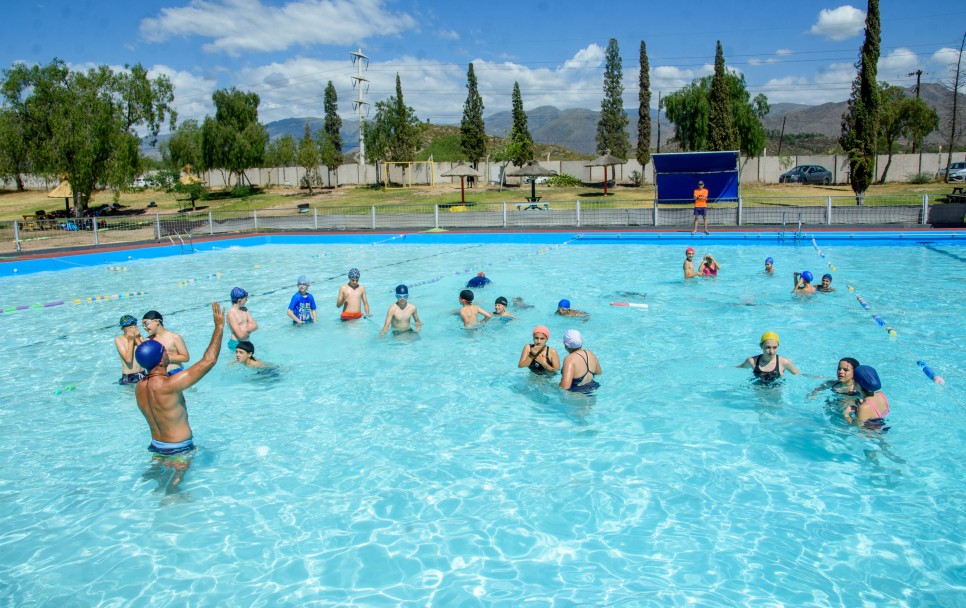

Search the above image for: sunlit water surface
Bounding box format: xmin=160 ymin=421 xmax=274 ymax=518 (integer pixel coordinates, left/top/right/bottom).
xmin=1 ymin=240 xmax=964 ymax=606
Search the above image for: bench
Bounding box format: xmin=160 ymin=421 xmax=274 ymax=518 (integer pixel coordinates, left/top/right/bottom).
xmin=176 ymin=197 xmax=194 ymax=212
xmin=952 ymin=186 xmax=964 ymax=195
xmin=515 ymin=202 xmax=550 ymax=211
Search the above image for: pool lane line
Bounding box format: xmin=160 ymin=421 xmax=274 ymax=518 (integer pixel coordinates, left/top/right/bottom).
xmin=1 ymin=291 xmax=148 ymax=314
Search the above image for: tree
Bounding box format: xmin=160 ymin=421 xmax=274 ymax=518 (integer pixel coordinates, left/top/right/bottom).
xmin=264 ymin=134 xmax=297 ymax=185
xmin=318 ymin=81 xmax=343 ymax=187
xmin=943 ymin=31 xmax=965 ymax=177
xmin=663 ymin=73 xmax=768 ymax=156
xmin=490 ymin=139 xmax=530 ymax=192
xmin=508 ymin=82 xmax=534 ymax=167
xmin=708 ymin=41 xmax=739 ymax=151
xmin=363 ymin=73 xmax=423 ymax=177
xmin=636 ymin=40 xmax=652 ymax=178
xmin=902 ymin=98 xmax=939 ymax=172
xmin=460 ymin=63 xmax=486 ymax=166
xmin=0 ymin=107 xmax=29 ymax=190
xmin=876 ymin=84 xmax=939 ymax=182
xmin=839 ymin=0 xmax=881 ymax=204
xmin=297 ymin=121 xmax=320 ymax=194
xmin=201 ymin=87 xmax=268 ymax=188
xmin=162 ymin=119 xmax=202 ymax=172
xmin=596 ymin=38 xmax=630 ymax=159
xmin=0 ymin=59 xmax=175 ymax=215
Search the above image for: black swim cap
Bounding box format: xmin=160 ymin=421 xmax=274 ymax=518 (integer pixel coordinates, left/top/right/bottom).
xmin=142 ymin=310 xmax=164 ymax=322
xmin=236 ymin=340 xmax=255 ymax=354
xmin=460 ymin=289 xmax=474 ymax=302
xmin=495 ymin=296 xmax=508 ymax=306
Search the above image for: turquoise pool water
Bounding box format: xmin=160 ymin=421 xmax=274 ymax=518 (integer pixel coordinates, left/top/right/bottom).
xmin=1 ymin=237 xmax=965 ymax=606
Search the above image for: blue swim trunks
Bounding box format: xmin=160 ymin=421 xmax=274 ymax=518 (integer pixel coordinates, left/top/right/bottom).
xmin=693 ymin=208 xmax=707 ymax=216
xmin=148 ymin=438 xmax=195 ymax=455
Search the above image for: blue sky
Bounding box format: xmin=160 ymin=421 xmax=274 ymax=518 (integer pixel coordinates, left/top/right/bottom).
xmin=2 ymin=0 xmax=963 ymax=135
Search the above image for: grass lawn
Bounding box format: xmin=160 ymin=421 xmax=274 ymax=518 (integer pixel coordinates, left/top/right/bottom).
xmin=0 ymin=180 xmax=956 ymax=221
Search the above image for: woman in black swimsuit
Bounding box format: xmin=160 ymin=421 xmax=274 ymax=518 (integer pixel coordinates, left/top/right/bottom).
xmin=518 ymin=325 xmax=560 ymax=374
xmin=559 ymin=329 xmax=601 ymax=392
xmin=737 ymin=331 xmax=801 ymax=383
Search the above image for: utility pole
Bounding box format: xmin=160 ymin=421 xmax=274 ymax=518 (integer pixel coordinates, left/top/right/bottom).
xmin=656 ymin=91 xmax=662 ymax=153
xmin=350 ymin=49 xmax=370 ymax=170
xmin=906 ymin=69 xmax=923 ymax=156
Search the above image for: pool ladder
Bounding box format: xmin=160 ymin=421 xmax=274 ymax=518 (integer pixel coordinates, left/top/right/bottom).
xmin=168 ymin=231 xmax=194 ymax=254
xmin=780 ymin=212 xmax=804 ymax=241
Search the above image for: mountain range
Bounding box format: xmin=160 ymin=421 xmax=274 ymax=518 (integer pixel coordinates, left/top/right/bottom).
xmin=145 ymin=83 xmax=962 ymax=159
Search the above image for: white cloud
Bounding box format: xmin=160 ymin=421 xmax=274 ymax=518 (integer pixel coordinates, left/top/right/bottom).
xmin=759 ymin=62 xmax=856 ymax=105
xmin=776 ymin=49 xmax=794 ymax=56
xmin=808 ymin=5 xmax=866 ymax=41
xmin=748 ymin=58 xmax=763 ymax=66
xmin=562 ymin=44 xmax=604 ymax=70
xmin=929 ymin=47 xmax=960 ymax=67
xmin=878 ymin=48 xmax=919 ymax=79
xmin=140 ymin=0 xmax=418 ymax=56
xmin=438 ymin=29 xmax=459 ymax=41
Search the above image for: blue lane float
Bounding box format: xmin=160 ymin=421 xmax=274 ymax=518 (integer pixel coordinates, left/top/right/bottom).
xmin=917 ymin=361 xmax=945 ymax=385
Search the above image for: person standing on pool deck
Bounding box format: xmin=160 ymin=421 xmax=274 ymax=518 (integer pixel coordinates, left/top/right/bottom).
xmin=337 ymin=268 xmax=370 ymax=321
xmin=518 ymin=325 xmax=559 ymax=374
xmin=683 ymin=247 xmax=701 ymax=279
xmin=691 ymin=180 xmax=709 ymax=235
xmin=287 ymin=275 xmax=317 ymax=324
xmin=115 ymin=315 xmax=145 ymax=384
xmin=134 ymin=302 xmax=224 ymax=465
xmin=227 ymin=287 xmax=258 ymax=351
xmin=559 ymin=329 xmax=601 ymax=392
xmin=737 ymin=331 xmax=801 ymax=382
xmin=793 ymin=270 xmax=817 ymax=294
xmin=380 ymin=285 xmax=422 ymax=336
xmin=458 ymin=289 xmax=492 ymax=328
xmin=142 ymin=310 xmax=189 ymax=375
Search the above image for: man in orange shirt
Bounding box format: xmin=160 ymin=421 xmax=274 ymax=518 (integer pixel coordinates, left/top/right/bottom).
xmin=691 ymin=180 xmax=709 ymax=235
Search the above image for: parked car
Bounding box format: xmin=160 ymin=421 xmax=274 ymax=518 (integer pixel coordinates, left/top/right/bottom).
xmin=940 ymin=161 xmax=966 ymax=182
xmin=130 ymin=176 xmax=147 ymax=188
xmin=779 ymin=165 xmax=833 ymax=185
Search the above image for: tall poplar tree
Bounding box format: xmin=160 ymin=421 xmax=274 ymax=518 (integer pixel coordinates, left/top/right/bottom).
xmin=707 ymin=41 xmax=739 ymax=151
xmin=318 ymin=80 xmax=343 ymax=187
xmin=839 ymin=0 xmax=881 ymax=204
xmin=636 ymin=40 xmax=652 ymax=175
xmin=460 ymin=63 xmax=486 ymax=167
xmin=297 ymin=121 xmax=320 ymax=194
xmin=596 ymin=38 xmax=630 ymax=158
xmin=508 ymin=82 xmax=534 ymax=167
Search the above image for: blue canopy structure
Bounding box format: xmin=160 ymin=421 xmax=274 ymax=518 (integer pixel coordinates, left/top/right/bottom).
xmin=651 ymin=151 xmax=740 ymax=203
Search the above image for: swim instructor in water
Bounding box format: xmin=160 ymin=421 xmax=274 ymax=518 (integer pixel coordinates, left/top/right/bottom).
xmin=135 ymin=302 xmax=224 ymax=462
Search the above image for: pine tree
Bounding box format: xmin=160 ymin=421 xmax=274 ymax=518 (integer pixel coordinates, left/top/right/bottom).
xmin=636 ymin=40 xmax=651 ymax=172
xmin=319 ymin=80 xmax=343 ymax=187
xmin=297 ymin=121 xmax=320 ymax=194
xmin=839 ymin=0 xmax=881 ymax=203
xmin=595 ymin=38 xmax=630 ymax=158
xmin=707 ymin=41 xmax=739 ymax=151
xmin=460 ymin=63 xmax=486 ymax=166
xmin=509 ymin=82 xmax=534 ymax=167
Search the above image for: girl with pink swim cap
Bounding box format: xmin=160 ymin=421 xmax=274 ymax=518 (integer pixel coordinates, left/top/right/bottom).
xmin=518 ymin=325 xmax=560 ymax=374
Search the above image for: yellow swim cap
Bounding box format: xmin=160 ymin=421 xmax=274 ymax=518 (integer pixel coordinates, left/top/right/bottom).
xmin=760 ymin=331 xmax=780 ymax=345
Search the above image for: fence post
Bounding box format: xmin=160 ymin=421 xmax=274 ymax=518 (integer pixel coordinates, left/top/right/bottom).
xmin=371 ymin=206 xmax=376 ymax=230
xmin=576 ymin=200 xmax=581 ymax=227
xmin=826 ymin=196 xmax=832 ymax=225
xmin=922 ymin=194 xmax=929 ymax=225
xmin=13 ymin=220 xmax=21 ymax=250
xmin=93 ymin=217 xmax=99 ymax=246
xmin=653 ymin=198 xmax=659 ymax=227
xmin=209 ymin=210 xmax=214 ymax=235
xmin=502 ymin=202 xmax=507 ymax=228
xmin=314 ymin=208 xmax=318 ymax=230
xmin=434 ymin=204 xmax=439 ymax=229
xmin=253 ymin=209 xmax=258 ymax=233
xmin=155 ymin=214 xmax=161 ymax=239
xmin=737 ymin=197 xmax=743 ymax=226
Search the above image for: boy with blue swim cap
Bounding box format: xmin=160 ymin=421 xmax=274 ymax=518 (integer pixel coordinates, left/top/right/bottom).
xmin=380 ymin=284 xmax=422 ymax=336
xmin=556 ymin=298 xmax=589 ymax=319
xmin=227 ymin=287 xmax=258 ymax=351
xmin=792 ymin=270 xmax=816 ymax=294
xmin=764 ymin=257 xmax=774 ymax=274
xmin=115 ymin=314 xmax=146 ymax=384
xmin=287 ymin=275 xmax=317 ymax=324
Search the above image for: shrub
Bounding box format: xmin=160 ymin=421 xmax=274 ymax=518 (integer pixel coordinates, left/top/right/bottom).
xmin=547 ymin=173 xmax=581 ymax=187
xmin=230 ymin=184 xmax=255 ymax=198
xmin=906 ymin=171 xmax=934 ymax=185
xmin=629 ymin=170 xmax=643 ymax=187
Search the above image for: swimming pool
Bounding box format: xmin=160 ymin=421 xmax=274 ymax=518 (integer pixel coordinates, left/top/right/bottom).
xmin=1 ymin=234 xmax=964 ymax=606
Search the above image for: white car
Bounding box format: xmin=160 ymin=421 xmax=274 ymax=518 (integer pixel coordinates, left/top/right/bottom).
xmin=131 ymin=176 xmax=147 ymax=188
xmin=940 ymin=161 xmax=966 ymax=182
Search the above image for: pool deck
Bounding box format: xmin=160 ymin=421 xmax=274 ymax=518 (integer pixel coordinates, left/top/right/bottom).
xmin=2 ymin=226 xmax=964 ymax=277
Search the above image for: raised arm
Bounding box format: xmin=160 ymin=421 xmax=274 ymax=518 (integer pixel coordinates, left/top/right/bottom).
xmin=168 ymin=303 xmax=225 ymax=391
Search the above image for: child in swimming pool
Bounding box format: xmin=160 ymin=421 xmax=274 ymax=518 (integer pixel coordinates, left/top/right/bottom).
xmin=492 ymin=296 xmax=517 ymax=319
xmin=809 ymin=357 xmax=860 ymax=397
xmin=336 ymin=268 xmax=370 ymax=321
xmin=381 ymin=285 xmax=422 ymax=336
xmin=518 ymin=325 xmax=559 ymax=374
xmin=458 ymin=289 xmax=491 ymax=328
xmin=555 ymin=299 xmax=589 ymax=320
xmin=287 ymin=275 xmax=317 ymax=324
xmin=793 ymin=271 xmax=816 ymax=294
xmin=699 ymin=254 xmax=720 ymax=276
xmin=845 ymin=365 xmax=890 ymax=429
xmin=737 ymin=331 xmax=801 ymax=382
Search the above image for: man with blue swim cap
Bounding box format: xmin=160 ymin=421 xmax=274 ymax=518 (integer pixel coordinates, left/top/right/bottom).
xmin=135 ymin=303 xmax=225 ymax=467
xmin=115 ymin=314 xmax=146 ymax=385
xmin=793 ymin=270 xmax=816 ymax=294
xmin=556 ymin=298 xmax=589 ymax=319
